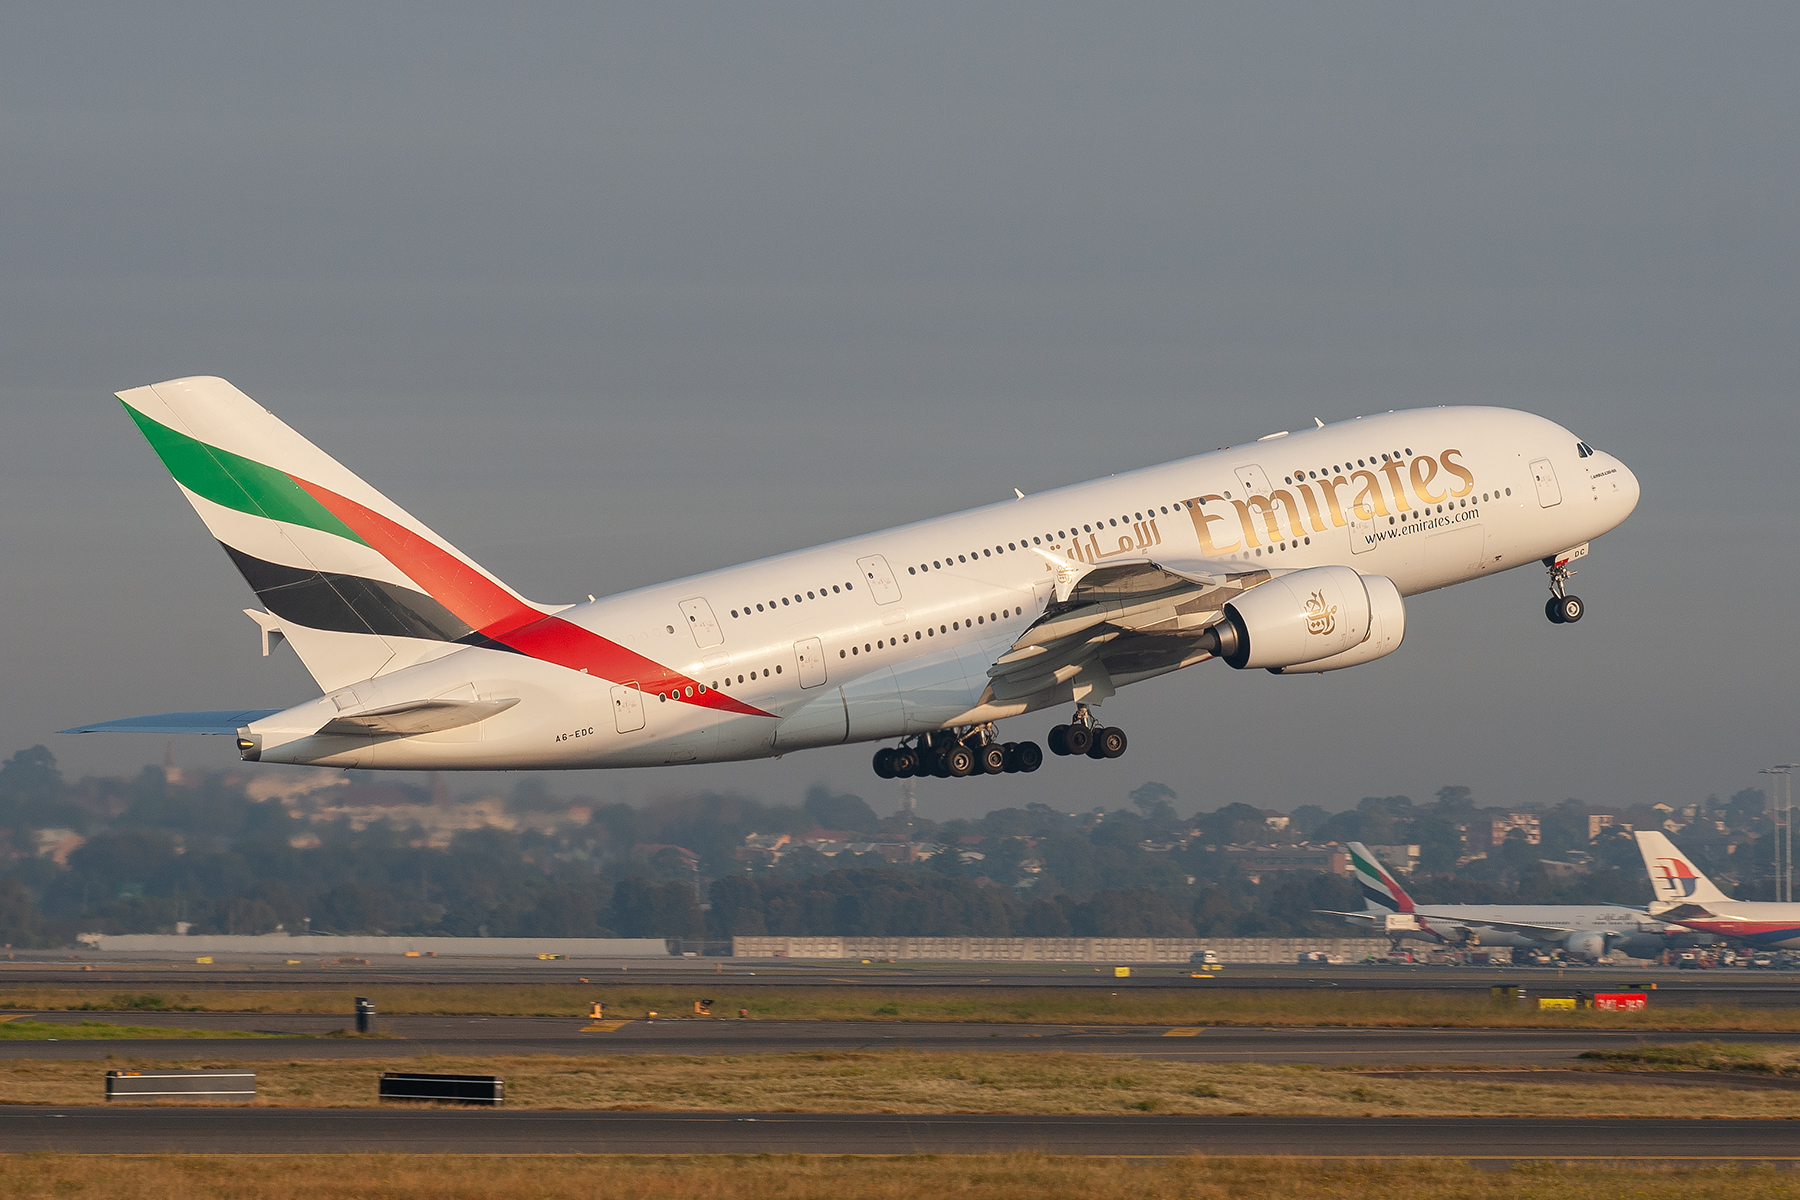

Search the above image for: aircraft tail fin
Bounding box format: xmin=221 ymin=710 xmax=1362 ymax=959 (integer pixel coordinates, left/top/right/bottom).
xmin=117 ymin=377 xmax=553 ymax=692
xmin=1634 ymin=831 xmax=1733 ymax=906
xmin=1348 ymin=842 xmax=1414 ymax=913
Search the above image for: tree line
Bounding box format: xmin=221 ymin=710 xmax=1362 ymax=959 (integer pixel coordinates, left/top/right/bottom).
xmin=0 ymin=744 xmax=1777 ymax=947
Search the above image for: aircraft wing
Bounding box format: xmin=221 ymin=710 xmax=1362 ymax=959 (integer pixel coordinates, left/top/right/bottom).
xmin=1654 ymin=904 xmax=1729 ymax=924
xmin=983 ymin=556 xmax=1272 ymax=702
xmin=59 ymin=710 xmax=282 ymax=735
xmin=64 ymin=697 xmax=518 ymax=740
xmin=1411 ymin=911 xmax=1608 ymax=941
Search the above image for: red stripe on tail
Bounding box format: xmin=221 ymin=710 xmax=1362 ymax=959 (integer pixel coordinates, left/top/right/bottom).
xmin=291 ymin=476 xmax=772 ymax=718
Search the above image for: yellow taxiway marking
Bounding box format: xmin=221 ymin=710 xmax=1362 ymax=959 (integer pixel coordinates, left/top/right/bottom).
xmin=1161 ymin=1027 xmax=1201 ymax=1037
xmin=582 ymin=1020 xmax=632 ymax=1033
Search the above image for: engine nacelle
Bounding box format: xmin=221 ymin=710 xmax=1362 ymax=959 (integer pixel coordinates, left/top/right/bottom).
xmin=1270 ymin=574 xmax=1406 ymax=675
xmin=1562 ymin=930 xmax=1607 ymax=961
xmin=1198 ymin=565 xmax=1374 ymax=671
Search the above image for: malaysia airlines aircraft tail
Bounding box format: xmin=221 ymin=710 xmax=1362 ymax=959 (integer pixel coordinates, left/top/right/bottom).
xmin=1635 ymin=831 xmax=1734 ymax=908
xmin=115 ymin=377 xmax=550 ymax=693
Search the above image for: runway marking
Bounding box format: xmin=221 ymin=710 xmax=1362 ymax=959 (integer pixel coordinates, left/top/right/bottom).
xmin=1161 ymin=1028 xmax=1201 ymax=1037
xmin=581 ymin=1021 xmax=632 ymax=1033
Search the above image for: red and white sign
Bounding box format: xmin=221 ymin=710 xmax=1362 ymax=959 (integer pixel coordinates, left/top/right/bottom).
xmin=1593 ymin=993 xmax=1648 ymax=1011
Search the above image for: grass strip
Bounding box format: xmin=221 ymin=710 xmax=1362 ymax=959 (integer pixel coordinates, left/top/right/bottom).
xmin=9 ymin=1051 xmax=1800 ymax=1116
xmin=1 ymin=984 xmax=1793 ymax=1029
xmin=1580 ymin=1042 xmax=1800 ymax=1075
xmin=0 ymin=1019 xmax=279 ymax=1041
xmin=0 ymin=1155 xmax=1797 ymax=1199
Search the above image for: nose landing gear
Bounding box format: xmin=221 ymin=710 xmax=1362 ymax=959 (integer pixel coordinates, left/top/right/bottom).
xmin=1543 ymin=552 xmax=1585 ymax=624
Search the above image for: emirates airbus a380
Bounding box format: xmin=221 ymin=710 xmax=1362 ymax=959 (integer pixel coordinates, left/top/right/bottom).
xmin=67 ymin=377 xmax=1639 ymax=779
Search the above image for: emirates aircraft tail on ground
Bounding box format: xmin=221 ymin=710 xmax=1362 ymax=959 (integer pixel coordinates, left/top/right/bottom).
xmin=1321 ymin=843 xmax=1681 ymax=960
xmin=1636 ymin=831 xmax=1800 ymax=949
xmin=66 ymin=376 xmax=1639 ymax=778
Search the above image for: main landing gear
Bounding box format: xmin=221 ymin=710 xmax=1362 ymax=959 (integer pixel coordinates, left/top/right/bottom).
xmin=870 ymin=707 xmax=1129 ymax=779
xmin=1544 ymin=558 xmax=1584 ymax=625
xmin=1047 ymin=705 xmax=1127 ymax=761
xmin=872 ymin=726 xmax=1043 ymax=781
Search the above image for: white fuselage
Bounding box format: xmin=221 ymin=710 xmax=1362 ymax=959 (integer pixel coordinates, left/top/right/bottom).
xmin=1359 ymin=904 xmax=1680 ymax=956
xmin=1654 ymin=903 xmax=1800 ymax=951
xmin=246 ymin=406 xmax=1639 ymax=769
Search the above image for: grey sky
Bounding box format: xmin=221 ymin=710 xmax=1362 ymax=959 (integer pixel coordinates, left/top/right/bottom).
xmin=3 ymin=4 xmax=1796 ymax=821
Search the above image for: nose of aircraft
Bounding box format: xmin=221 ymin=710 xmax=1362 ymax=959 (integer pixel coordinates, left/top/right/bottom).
xmin=1615 ymin=457 xmax=1641 ymax=518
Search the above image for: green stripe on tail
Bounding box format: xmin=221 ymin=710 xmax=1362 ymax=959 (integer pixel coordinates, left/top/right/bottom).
xmin=121 ymin=402 xmax=367 ymax=546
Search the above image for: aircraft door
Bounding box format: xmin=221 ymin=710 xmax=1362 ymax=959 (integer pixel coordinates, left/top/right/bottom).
xmin=793 ymin=637 xmax=828 ymax=688
xmin=855 ymin=554 xmax=903 ymax=604
xmin=1529 ymin=459 xmax=1562 ymax=508
xmin=1232 ymin=463 xmax=1272 ymax=496
xmin=678 ymin=597 xmax=724 ymax=648
xmin=611 ymin=682 xmax=645 ymax=733
xmin=1348 ymin=506 xmax=1379 ymax=554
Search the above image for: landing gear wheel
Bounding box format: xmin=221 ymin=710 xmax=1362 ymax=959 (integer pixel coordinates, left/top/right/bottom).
xmin=1014 ymin=741 xmax=1043 ymax=773
xmin=1096 ymin=726 xmax=1127 ymax=759
xmin=930 ymin=752 xmax=951 ymax=779
xmin=1063 ymin=724 xmax=1093 ymax=757
xmin=1000 ymin=742 xmax=1021 ymax=774
xmin=892 ymin=748 xmax=918 ymax=778
xmin=1047 ymin=725 xmax=1071 ymax=756
xmin=1545 ymin=597 xmax=1566 ymax=624
xmin=944 ymin=745 xmax=977 ymax=778
xmin=978 ymin=743 xmax=1008 ymax=775
xmin=873 ymin=748 xmax=897 ymax=779
xmin=1555 ymin=595 xmax=1584 ymax=624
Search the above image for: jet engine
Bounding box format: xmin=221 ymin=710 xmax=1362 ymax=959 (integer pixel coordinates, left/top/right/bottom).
xmin=1271 ymin=575 xmax=1406 ymax=675
xmin=1198 ymin=566 xmax=1390 ymax=672
xmin=1562 ymin=930 xmax=1607 ymax=962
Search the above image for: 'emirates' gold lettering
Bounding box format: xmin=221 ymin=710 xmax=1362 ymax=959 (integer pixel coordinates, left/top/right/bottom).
xmin=1409 ymin=454 xmax=1446 ymax=505
xmin=1185 ymin=495 xmax=1242 ymax=554
xmin=1440 ymin=448 xmax=1475 ymax=497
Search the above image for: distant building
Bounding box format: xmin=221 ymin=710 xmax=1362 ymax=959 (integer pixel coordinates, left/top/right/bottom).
xmin=1366 ymin=844 xmax=1421 ymax=875
xmin=1491 ymin=813 xmax=1541 ymax=847
xmin=1263 ymin=811 xmax=1291 ymax=832
xmin=1588 ymin=813 xmax=1615 ymax=840
xmin=1225 ymin=845 xmax=1350 ymax=884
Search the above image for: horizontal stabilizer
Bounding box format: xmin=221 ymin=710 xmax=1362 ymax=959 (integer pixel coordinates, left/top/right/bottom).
xmin=60 ymin=709 xmax=282 ymax=735
xmin=318 ymin=697 xmax=519 ymax=737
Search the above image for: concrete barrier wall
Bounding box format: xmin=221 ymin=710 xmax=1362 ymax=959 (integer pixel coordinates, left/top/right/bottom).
xmin=731 ymin=936 xmax=1390 ymax=963
xmin=93 ymin=935 xmax=673 ymax=958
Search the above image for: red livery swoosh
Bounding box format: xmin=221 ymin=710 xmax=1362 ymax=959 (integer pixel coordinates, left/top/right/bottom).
xmin=291 ymin=476 xmax=772 ymax=718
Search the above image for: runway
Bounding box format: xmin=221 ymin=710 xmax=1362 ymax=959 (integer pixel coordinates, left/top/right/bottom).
xmin=2 ymin=1108 xmax=1797 ymax=1158
xmin=9 ymin=955 xmax=1800 ymax=1007
xmin=6 ymin=1013 xmax=1800 ymax=1065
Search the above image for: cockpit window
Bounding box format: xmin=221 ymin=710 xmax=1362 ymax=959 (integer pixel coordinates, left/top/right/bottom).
xmin=1576 ymin=441 xmax=1595 ymax=458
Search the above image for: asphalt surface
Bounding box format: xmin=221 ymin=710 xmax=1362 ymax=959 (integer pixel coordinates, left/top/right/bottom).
xmin=8 ymin=1013 xmax=1800 ymax=1065
xmin=8 ymin=956 xmax=1800 ymax=1005
xmin=2 ymin=1109 xmax=1797 ymax=1157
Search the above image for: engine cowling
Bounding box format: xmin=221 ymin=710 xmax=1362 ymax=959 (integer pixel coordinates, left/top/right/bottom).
xmin=1270 ymin=574 xmax=1406 ymax=675
xmin=1562 ymin=930 xmax=1607 ymax=961
xmin=1198 ymin=565 xmax=1375 ymax=671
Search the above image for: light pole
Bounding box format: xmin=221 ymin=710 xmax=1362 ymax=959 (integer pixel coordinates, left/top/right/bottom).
xmin=1759 ymin=767 xmax=1794 ymax=903
xmin=1781 ymin=766 xmax=1800 ymax=904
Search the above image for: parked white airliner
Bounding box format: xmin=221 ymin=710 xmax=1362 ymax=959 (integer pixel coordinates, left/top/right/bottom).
xmin=1636 ymin=831 xmax=1800 ymax=950
xmin=1325 ymin=843 xmax=1698 ymax=961
xmin=67 ymin=377 xmax=1639 ymax=779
